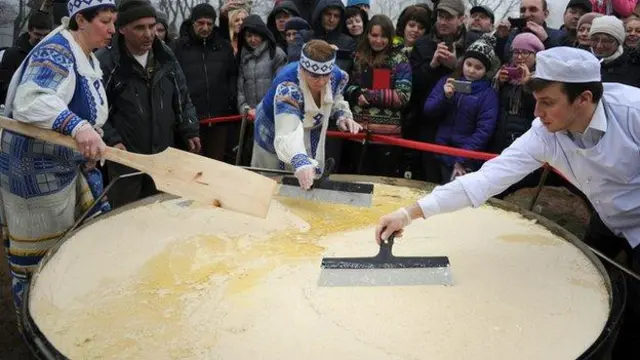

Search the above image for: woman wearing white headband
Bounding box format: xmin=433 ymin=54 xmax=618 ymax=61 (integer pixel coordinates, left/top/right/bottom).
xmin=252 ymin=39 xmax=361 ymax=189
xmin=0 ymin=0 xmax=116 ymax=319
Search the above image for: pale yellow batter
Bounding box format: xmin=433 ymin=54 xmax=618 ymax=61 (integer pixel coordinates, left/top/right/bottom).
xmin=29 ymin=184 xmax=609 ymax=360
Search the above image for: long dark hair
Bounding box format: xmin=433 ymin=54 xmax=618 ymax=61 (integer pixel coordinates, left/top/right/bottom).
xmin=356 ymin=14 xmax=395 ymax=69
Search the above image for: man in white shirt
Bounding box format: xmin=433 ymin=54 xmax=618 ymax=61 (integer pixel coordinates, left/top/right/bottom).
xmin=376 ymin=46 xmax=640 ymax=355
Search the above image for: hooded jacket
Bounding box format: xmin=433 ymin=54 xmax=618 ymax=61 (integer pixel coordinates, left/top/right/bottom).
xmin=267 ymin=1 xmax=301 ymax=52
xmin=309 ymin=0 xmax=356 ymax=53
xmin=290 ymin=0 xmax=319 ymax=23
xmin=172 ymin=19 xmax=238 ymax=119
xmin=289 ymin=0 xmax=356 ymax=72
xmin=237 ymin=15 xmax=287 ymax=112
xmin=0 ymin=32 xmax=34 ymax=103
xmin=96 ymin=35 xmax=199 ymax=154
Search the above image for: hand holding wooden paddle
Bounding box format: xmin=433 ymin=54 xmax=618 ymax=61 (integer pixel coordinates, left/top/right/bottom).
xmin=0 ymin=116 xmax=277 ymax=218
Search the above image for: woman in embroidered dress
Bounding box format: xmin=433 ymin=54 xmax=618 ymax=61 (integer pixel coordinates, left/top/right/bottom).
xmin=252 ymin=39 xmax=362 ymax=190
xmin=0 ymin=0 xmax=116 ymax=319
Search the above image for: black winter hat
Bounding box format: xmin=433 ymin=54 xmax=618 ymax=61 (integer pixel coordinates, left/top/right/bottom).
xmin=285 ymin=17 xmax=310 ymax=32
xmin=191 ymin=3 xmax=217 ymax=23
xmin=463 ymin=34 xmax=497 ymax=72
xmin=116 ymin=0 xmax=156 ymax=27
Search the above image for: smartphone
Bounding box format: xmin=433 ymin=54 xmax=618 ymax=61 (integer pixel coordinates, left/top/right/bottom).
xmin=452 ymin=80 xmax=472 ymax=94
xmin=372 ymin=68 xmax=392 ymax=90
xmin=445 ymin=41 xmax=454 ymax=52
xmin=504 ymin=66 xmax=522 ymax=80
xmin=508 ymin=17 xmax=527 ymax=29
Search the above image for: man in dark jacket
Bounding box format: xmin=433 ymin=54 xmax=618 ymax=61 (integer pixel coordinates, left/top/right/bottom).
xmin=171 ymin=3 xmax=238 ymax=162
xmin=0 ymin=11 xmax=52 ymax=103
xmin=494 ymin=0 xmax=565 ymax=63
xmin=267 ymin=0 xmax=301 ymax=53
xmin=97 ymin=0 xmax=200 ymax=209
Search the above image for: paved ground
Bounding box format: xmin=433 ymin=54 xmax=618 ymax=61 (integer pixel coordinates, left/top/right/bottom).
xmin=0 ymin=258 xmax=34 ymax=359
xmin=0 ymin=186 xmax=591 ymax=358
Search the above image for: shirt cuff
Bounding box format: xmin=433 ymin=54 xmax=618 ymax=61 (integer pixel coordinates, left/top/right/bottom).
xmin=417 ymin=196 xmax=442 ymax=219
xmin=291 ymin=153 xmax=312 ymax=171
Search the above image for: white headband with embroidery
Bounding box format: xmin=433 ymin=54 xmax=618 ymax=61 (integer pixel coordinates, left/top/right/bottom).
xmin=299 ymin=44 xmax=336 ymax=75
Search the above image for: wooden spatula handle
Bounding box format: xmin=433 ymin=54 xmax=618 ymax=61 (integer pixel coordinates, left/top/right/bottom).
xmin=0 ymin=116 xmax=79 ymax=150
xmin=0 ymin=116 xmax=140 ymax=167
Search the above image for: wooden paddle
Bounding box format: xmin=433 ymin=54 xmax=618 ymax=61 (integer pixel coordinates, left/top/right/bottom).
xmin=0 ymin=116 xmax=277 ymax=218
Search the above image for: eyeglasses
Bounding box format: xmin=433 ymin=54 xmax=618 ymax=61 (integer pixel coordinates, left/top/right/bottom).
xmin=512 ymin=50 xmax=534 ymax=58
xmin=590 ymin=36 xmax=617 ymax=46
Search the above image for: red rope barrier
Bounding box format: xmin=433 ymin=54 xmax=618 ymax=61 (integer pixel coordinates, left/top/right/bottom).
xmin=200 ymin=115 xmax=565 ymax=179
xmin=200 ymin=115 xmax=244 ymax=125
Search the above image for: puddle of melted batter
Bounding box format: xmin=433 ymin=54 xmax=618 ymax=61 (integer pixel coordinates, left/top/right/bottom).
xmin=43 ymin=186 xmax=422 ymax=359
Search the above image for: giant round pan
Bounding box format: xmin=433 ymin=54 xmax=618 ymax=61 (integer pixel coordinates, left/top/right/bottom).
xmin=22 ymin=176 xmax=625 ymax=360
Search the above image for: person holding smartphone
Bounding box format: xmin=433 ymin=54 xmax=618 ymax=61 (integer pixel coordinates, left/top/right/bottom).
xmin=490 ymin=33 xmax=546 ymax=198
xmin=423 ymin=35 xmax=499 ymax=183
xmin=492 ymin=33 xmax=544 ymax=154
xmin=494 ymin=0 xmax=565 ymax=63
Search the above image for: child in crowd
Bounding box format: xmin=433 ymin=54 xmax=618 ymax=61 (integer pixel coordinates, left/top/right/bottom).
xmin=423 ymin=35 xmax=499 ymax=183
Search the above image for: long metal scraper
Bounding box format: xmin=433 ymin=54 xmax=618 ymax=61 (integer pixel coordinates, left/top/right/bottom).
xmin=276 ymin=158 xmax=374 ymax=207
xmin=318 ymin=233 xmax=453 ymax=286
xmin=278 ymin=176 xmax=374 ymax=207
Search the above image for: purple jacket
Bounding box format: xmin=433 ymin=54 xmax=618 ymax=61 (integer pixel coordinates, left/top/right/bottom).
xmin=424 ymin=75 xmax=499 ymax=166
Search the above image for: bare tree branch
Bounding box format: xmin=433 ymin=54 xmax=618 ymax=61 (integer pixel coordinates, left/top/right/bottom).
xmin=0 ymin=1 xmax=17 ymax=27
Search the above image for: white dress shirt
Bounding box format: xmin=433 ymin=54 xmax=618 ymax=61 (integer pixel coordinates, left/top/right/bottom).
xmin=418 ymin=82 xmax=640 ymax=247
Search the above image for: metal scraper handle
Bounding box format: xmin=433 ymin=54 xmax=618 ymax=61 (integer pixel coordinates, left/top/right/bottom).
xmin=376 ymin=232 xmax=397 ymax=261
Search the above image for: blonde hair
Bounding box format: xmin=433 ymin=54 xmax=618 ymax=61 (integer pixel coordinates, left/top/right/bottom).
xmin=228 ymin=8 xmax=249 ymax=44
xmin=302 ymin=39 xmax=336 ymax=62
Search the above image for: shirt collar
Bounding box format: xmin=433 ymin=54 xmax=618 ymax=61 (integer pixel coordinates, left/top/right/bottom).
xmin=587 ymin=100 xmax=607 ymax=134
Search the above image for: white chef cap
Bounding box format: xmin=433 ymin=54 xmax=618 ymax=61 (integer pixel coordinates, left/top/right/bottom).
xmin=534 ymin=47 xmax=602 ymax=83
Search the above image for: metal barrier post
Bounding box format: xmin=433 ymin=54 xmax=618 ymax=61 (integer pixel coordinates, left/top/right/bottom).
xmin=357 ymin=130 xmax=372 ymax=175
xmin=528 ymin=165 xmax=551 ymax=211
xmin=235 ymin=109 xmax=249 ymax=166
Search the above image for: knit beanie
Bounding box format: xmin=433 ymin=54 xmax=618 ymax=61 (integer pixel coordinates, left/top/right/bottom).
xmin=464 ymin=34 xmax=497 ymax=71
xmin=285 ymin=17 xmax=311 ymax=32
xmin=511 ymin=32 xmax=545 ymax=53
xmin=191 ymin=3 xmax=217 ymax=23
xmin=577 ymin=12 xmax=602 ymax=30
xmin=116 ymin=0 xmax=156 ymax=27
xmin=590 ymin=15 xmax=625 ymax=45
xmin=347 ymin=0 xmax=370 ymax=7
xmin=156 ymin=10 xmax=169 ymax=29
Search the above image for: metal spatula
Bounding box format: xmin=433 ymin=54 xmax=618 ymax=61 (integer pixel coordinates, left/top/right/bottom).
xmin=318 ymin=232 xmax=453 ymax=287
